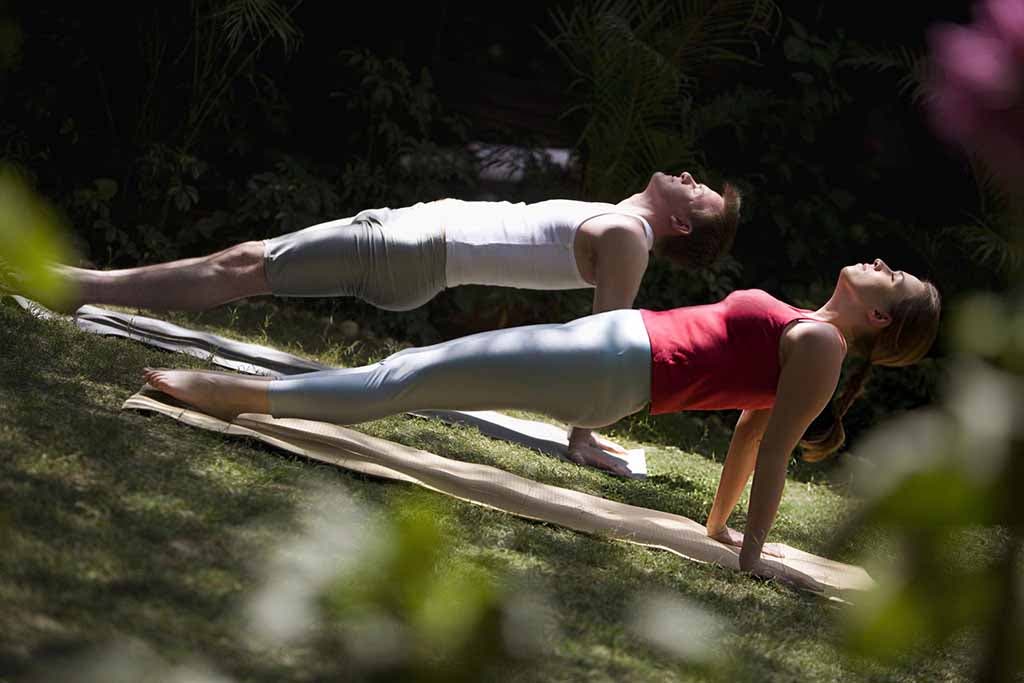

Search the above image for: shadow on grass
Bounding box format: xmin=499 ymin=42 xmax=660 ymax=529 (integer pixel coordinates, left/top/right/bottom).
xmin=470 ymin=511 xmax=838 ymax=681
xmin=0 ymin=307 xmax=314 ymax=680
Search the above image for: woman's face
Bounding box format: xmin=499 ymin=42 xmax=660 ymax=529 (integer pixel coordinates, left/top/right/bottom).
xmin=840 ymin=258 xmax=927 ymax=315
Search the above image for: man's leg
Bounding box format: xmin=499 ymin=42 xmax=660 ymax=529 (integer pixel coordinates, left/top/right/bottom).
xmin=61 ymin=241 xmax=270 ymax=311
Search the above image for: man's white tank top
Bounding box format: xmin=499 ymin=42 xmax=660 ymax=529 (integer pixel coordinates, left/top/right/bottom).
xmin=420 ymin=198 xmax=654 ymax=289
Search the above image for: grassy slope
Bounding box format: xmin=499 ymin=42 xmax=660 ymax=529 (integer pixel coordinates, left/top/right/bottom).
xmin=0 ymin=298 xmax=976 ymax=682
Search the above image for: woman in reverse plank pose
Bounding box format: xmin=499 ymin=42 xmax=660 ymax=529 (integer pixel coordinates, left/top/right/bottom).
xmin=143 ymin=259 xmax=940 ymax=588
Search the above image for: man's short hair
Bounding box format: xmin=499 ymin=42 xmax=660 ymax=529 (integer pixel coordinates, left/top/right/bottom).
xmin=654 ymin=182 xmax=742 ymax=269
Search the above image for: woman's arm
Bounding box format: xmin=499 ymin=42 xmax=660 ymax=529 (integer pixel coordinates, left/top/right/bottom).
xmin=738 ymin=323 xmax=844 ymax=573
xmin=705 ymin=408 xmax=772 ymax=537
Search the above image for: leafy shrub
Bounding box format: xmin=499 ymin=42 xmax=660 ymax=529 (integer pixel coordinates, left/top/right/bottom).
xmin=236 ymin=154 xmax=344 ymax=237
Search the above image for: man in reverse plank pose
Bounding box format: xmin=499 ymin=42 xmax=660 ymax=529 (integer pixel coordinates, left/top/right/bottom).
xmin=58 ymin=170 xmax=742 ymax=467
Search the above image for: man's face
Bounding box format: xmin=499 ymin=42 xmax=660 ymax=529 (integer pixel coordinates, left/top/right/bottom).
xmin=651 ymin=171 xmax=725 ymax=219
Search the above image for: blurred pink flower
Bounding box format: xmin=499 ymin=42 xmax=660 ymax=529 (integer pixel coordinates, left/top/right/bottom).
xmin=984 ymin=0 xmax=1024 ymax=60
xmin=926 ymin=0 xmax=1024 ymax=187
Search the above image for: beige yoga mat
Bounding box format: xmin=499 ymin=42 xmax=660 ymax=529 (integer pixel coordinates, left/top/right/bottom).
xmin=10 ymin=295 xmax=646 ymax=476
xmin=123 ymin=387 xmax=876 ymax=601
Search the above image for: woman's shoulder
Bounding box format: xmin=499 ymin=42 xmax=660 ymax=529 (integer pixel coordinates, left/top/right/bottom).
xmin=723 ymin=287 xmax=776 ymax=303
xmin=781 ymin=320 xmax=847 ymax=365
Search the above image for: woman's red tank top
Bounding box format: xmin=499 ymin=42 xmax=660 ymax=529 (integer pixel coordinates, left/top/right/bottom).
xmin=640 ymin=289 xmax=815 ymax=414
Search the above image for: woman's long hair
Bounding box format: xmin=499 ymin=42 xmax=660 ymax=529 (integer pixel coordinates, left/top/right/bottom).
xmin=799 ymin=281 xmax=943 ymax=461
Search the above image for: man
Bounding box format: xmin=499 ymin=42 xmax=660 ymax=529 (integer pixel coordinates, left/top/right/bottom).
xmin=59 ymin=170 xmax=742 ymax=468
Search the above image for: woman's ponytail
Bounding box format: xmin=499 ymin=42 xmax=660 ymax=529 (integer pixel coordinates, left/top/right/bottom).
xmin=799 ymin=355 xmax=874 ymax=461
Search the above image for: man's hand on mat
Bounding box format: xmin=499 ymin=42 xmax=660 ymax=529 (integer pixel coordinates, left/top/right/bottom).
xmin=568 ymin=428 xmax=628 ymax=454
xmin=589 ymin=432 xmax=628 ymax=455
xmin=565 ymin=433 xmax=631 ymax=477
xmin=708 ymin=526 xmax=785 ymax=558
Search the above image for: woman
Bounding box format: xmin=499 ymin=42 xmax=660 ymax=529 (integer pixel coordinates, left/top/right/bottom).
xmin=142 ymin=258 xmax=941 ymax=584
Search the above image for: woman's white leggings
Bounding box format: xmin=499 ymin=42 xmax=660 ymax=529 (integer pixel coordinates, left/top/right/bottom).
xmin=268 ymin=309 xmax=652 ymax=429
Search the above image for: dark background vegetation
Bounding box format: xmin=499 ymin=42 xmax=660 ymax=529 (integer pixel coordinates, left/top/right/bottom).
xmin=3 ymin=0 xmax=1000 ymax=457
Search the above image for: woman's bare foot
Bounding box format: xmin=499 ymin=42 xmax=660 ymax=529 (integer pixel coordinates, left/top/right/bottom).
xmin=143 ymin=367 xmax=271 ymax=421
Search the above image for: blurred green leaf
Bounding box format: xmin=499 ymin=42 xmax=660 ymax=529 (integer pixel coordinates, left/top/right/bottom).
xmin=861 ymin=466 xmax=995 ymax=528
xmin=319 ymin=493 xmax=525 ymax=681
xmin=844 ymin=566 xmax=998 ymax=662
xmin=0 ymin=165 xmax=75 ymax=308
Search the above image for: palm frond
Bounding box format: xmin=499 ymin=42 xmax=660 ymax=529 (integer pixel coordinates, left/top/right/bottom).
xmin=545 ymin=0 xmax=778 ymax=199
xmin=668 ymin=0 xmax=781 ymax=69
xmin=841 ymin=44 xmax=929 ymax=105
xmin=941 ymin=216 xmax=1024 ymax=276
xmin=216 ymin=0 xmax=302 ymax=55
xmin=965 ymin=154 xmax=1013 ymax=217
xmin=688 ymin=85 xmax=779 ymax=143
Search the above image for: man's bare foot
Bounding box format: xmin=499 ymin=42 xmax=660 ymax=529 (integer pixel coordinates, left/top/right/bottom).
xmin=143 ymin=367 xmax=271 ymax=421
xmin=43 ymin=264 xmax=87 ymax=314
xmin=4 ymin=264 xmax=84 ymax=314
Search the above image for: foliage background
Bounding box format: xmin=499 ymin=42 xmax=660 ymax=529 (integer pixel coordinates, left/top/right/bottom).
xmin=5 ymin=1 xmax=1021 ymax=680
xmin=1 ymin=0 xmax=995 ymax=459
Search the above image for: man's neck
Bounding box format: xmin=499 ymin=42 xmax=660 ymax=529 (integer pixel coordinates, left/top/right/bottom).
xmin=617 ymin=192 xmax=665 ymax=236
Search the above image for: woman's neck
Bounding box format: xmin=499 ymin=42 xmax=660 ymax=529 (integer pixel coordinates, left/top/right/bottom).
xmin=808 ymin=295 xmax=871 ymax=353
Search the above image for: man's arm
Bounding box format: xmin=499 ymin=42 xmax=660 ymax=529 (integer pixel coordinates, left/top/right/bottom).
xmin=589 ymin=224 xmax=649 ymax=314
xmin=738 ymin=324 xmax=844 ymax=573
xmin=705 ymin=408 xmax=772 ymax=540
xmin=567 ymin=225 xmax=650 ymax=469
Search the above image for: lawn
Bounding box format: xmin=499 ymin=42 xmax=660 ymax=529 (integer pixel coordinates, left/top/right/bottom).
xmin=0 ymin=297 xmax=980 ymax=682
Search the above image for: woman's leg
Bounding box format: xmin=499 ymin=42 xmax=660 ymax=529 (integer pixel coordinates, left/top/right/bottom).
xmin=142 ymin=310 xmax=651 ymax=429
xmin=268 ymin=309 xmax=652 ymax=427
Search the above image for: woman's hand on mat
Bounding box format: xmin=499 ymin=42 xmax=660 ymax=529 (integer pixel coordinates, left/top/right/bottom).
xmin=750 ymin=560 xmax=826 ymax=594
xmin=708 ymin=526 xmax=785 ymax=558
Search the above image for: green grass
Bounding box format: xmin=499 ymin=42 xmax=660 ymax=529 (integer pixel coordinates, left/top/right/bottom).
xmin=0 ymin=297 xmax=981 ymax=682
